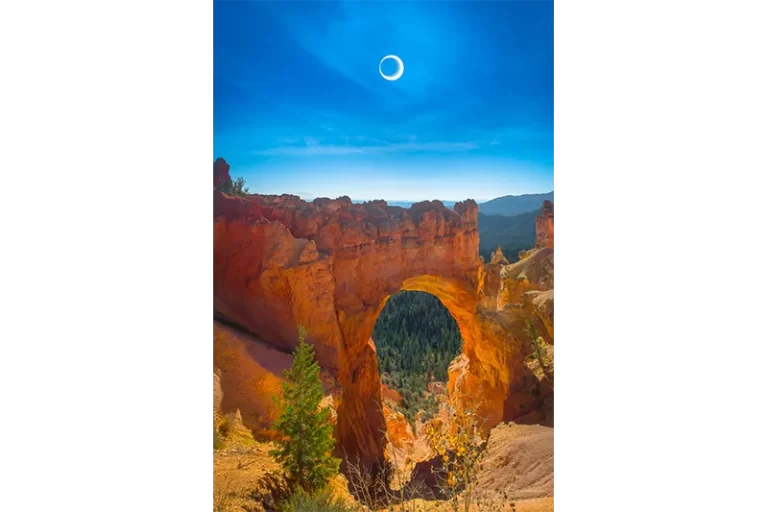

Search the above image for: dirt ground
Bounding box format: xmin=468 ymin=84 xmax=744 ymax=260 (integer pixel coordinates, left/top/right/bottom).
xmin=515 ymin=497 xmax=555 ymax=512
xmin=478 ymin=422 xmax=554 ymax=499
xmin=370 ymin=496 xmax=554 ymax=512
xmin=214 ymin=442 xmax=281 ymax=512
xmin=214 ymin=420 xmax=554 ymax=512
xmin=214 ymin=441 xmax=355 ymax=512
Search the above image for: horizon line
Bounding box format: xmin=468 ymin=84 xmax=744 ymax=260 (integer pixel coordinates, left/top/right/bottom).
xmin=293 ymin=190 xmax=554 ymax=204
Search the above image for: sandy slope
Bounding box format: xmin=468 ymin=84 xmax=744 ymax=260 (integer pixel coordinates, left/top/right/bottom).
xmin=478 ymin=423 xmax=554 ymax=499
xmin=214 ymin=426 xmax=555 ymax=512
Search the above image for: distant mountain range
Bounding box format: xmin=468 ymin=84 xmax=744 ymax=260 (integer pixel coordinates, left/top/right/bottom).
xmin=351 ymin=191 xmax=553 ymax=217
xmin=476 ymin=192 xmax=553 ymax=261
xmin=478 ymin=210 xmax=538 ymax=262
xmin=477 ymin=191 xmax=554 ymax=217
xmin=353 ymin=200 xmax=456 ymax=209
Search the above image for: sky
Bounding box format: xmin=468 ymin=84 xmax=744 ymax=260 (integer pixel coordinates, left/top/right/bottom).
xmin=214 ymin=1 xmax=553 ymax=203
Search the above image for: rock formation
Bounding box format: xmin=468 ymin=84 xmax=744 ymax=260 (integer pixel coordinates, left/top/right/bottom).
xmin=525 ymin=289 xmax=554 ymax=342
xmin=490 ymin=246 xmax=509 ymax=265
xmin=213 ymin=322 xmax=292 ymax=439
xmin=381 ymin=383 xmax=403 ymax=405
xmin=382 ymin=404 xmax=415 ymax=449
xmin=213 ymin=159 xmax=553 ymax=469
xmin=213 ymin=321 xmax=340 ymax=439
xmin=214 ymin=369 xmax=223 ymax=415
xmin=214 ymin=157 xmax=232 ymax=189
xmin=535 ymin=200 xmax=554 ymax=249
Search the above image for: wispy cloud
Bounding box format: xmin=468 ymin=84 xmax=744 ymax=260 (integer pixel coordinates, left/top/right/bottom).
xmin=252 ymin=139 xmax=481 ymax=156
xmin=486 ymin=126 xmax=553 ymax=146
xmin=250 ymin=125 xmax=551 ymax=157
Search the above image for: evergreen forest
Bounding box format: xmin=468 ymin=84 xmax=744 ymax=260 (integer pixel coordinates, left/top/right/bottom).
xmin=372 ymin=291 xmax=462 ymax=422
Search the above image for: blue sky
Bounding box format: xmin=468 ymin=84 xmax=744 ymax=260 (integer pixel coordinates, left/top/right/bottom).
xmin=214 ymin=1 xmax=553 ymax=202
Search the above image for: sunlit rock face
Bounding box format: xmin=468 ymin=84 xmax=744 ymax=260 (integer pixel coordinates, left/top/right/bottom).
xmin=213 ymin=321 xmax=340 ymax=439
xmin=213 ymin=159 xmax=553 ymax=468
xmin=383 ymin=404 xmax=415 ymax=449
xmin=380 ymin=382 xmax=403 ymax=405
xmin=213 ymin=322 xmax=291 ymax=440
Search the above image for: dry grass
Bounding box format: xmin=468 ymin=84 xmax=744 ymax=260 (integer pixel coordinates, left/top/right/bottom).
xmin=214 ymin=441 xmax=554 ymax=512
xmin=368 ymin=496 xmax=554 ymax=512
xmin=214 ymin=442 xmax=281 ymax=512
xmin=213 ymin=406 xmax=553 ymax=512
xmin=214 ymin=440 xmax=355 ymax=512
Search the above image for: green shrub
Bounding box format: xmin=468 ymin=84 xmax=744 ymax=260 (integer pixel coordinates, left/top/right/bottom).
xmin=278 ymin=488 xmax=351 ymax=512
xmin=216 ymin=176 xmax=249 ymax=196
xmin=214 ymin=428 xmax=223 ymax=450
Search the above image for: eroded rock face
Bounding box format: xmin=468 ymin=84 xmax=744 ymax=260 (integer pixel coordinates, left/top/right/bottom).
xmin=490 ymin=246 xmax=509 ymax=265
xmin=213 ymin=322 xmax=291 ymax=439
xmin=383 ymin=404 xmax=415 ymax=449
xmin=525 ymin=289 xmax=554 ymax=341
xmin=535 ymin=200 xmax=554 ymax=249
xmin=500 ymin=248 xmax=554 ymax=296
xmin=214 ymin=158 xmax=231 ymax=189
xmin=213 ymin=159 xmax=552 ymax=468
xmin=214 ymin=370 xmax=223 ymax=415
xmin=381 ymin=383 xmax=403 ymax=405
xmin=213 ymin=321 xmax=340 ymax=439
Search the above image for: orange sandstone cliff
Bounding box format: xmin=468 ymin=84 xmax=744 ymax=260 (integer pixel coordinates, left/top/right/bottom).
xmin=213 ymin=159 xmax=554 ymax=468
xmin=213 ymin=321 xmax=340 ymax=439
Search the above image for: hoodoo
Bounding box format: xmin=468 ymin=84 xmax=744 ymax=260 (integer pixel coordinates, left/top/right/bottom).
xmin=535 ymin=200 xmax=554 ymax=249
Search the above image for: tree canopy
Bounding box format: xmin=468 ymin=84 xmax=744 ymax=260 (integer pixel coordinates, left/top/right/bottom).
xmin=270 ymin=328 xmax=340 ymax=493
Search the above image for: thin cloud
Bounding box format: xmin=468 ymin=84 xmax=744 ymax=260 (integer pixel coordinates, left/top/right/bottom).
xmin=254 ymin=145 xmax=366 ymax=156
xmin=252 ymin=140 xmax=481 ymax=156
xmin=491 ymin=127 xmax=554 ymax=142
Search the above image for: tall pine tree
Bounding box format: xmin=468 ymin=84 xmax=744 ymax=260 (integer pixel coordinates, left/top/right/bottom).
xmin=270 ymin=328 xmax=340 ymax=493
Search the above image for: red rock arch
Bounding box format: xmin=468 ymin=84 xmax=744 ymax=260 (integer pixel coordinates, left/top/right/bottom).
xmin=213 ymin=168 xmax=551 ymax=468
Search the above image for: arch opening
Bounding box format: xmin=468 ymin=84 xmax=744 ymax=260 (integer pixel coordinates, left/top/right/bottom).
xmin=334 ymin=270 xmax=547 ymax=473
xmin=373 ymin=289 xmax=463 ymax=430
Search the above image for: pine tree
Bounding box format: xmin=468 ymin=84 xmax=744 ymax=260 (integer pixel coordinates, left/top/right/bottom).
xmin=269 ymin=328 xmax=341 ymax=493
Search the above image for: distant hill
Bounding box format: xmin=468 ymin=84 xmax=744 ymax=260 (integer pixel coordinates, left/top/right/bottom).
xmin=478 ymin=191 xmax=554 ymax=217
xmin=385 ymin=201 xmax=415 ymax=208
xmin=478 ymin=210 xmax=538 ymax=262
xmin=353 ymin=200 xmax=456 ymax=209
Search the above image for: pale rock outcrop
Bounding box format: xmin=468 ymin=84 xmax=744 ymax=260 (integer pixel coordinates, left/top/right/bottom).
xmin=535 ymin=200 xmax=554 ymax=249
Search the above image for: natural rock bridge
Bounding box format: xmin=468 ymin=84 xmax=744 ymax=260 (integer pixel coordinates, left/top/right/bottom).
xmin=213 ymin=159 xmax=554 ymax=468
